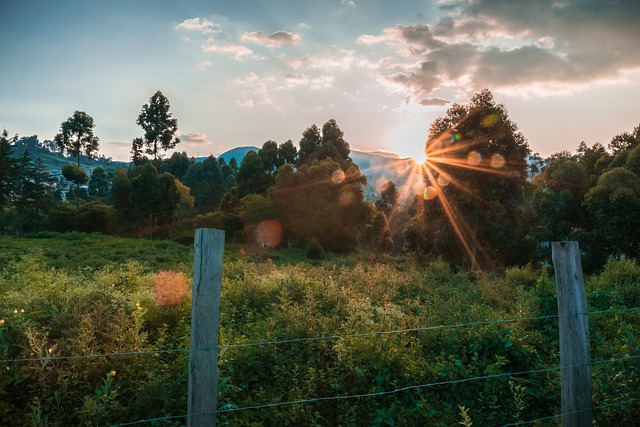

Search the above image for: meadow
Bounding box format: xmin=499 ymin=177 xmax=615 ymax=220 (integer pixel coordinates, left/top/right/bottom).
xmin=0 ymin=232 xmax=638 ymax=426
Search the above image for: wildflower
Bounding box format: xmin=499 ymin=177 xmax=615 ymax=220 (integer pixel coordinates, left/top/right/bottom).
xmin=110 ymin=370 xmax=117 ymax=376
xmin=0 ymin=319 xmax=4 ymax=325
xmin=48 ymin=348 xmax=53 ymax=354
xmin=13 ymin=309 xmax=18 ymax=314
xmin=20 ymin=309 xmax=24 ymax=314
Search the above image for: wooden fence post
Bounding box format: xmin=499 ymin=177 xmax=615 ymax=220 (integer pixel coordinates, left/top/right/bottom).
xmin=188 ymin=228 xmax=225 ymax=427
xmin=552 ymin=241 xmax=592 ymax=427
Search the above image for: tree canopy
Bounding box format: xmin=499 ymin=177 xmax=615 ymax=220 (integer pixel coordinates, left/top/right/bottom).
xmin=54 ymin=111 xmax=99 ymax=167
xmin=133 ymin=91 xmax=180 ymax=161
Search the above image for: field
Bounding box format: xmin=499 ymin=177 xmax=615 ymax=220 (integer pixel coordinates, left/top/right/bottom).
xmin=0 ymin=233 xmax=638 ymax=426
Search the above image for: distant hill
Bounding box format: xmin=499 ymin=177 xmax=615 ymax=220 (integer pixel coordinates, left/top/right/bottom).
xmin=195 ymin=146 xmax=259 ymax=163
xmin=9 ymin=135 xmax=121 ymax=173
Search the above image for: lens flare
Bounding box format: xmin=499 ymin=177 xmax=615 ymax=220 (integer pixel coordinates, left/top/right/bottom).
xmin=437 ymin=174 xmax=451 ymax=186
xmin=490 ymin=154 xmax=505 ymax=168
xmin=332 ymin=169 xmax=345 ymax=184
xmin=452 ymin=133 xmax=462 ymax=142
xmin=152 ymin=270 xmax=187 ymax=305
xmin=481 ymin=114 xmax=500 ymax=127
xmin=467 ymin=151 xmax=482 ymax=166
xmin=255 ymin=220 xmax=283 ymax=249
xmin=423 ymin=186 xmax=437 ymax=200
xmin=338 ymin=189 xmax=354 ymax=206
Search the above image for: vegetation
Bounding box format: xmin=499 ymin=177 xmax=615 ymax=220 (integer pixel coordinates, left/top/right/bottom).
xmin=0 ymin=234 xmax=638 ymax=425
xmin=1 ymin=89 xmax=639 ymax=424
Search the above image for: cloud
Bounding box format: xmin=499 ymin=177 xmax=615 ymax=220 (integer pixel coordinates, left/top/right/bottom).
xmin=175 ymin=18 xmax=220 ymax=34
xmin=178 ymin=132 xmax=213 ymax=147
xmin=285 ymin=49 xmax=356 ymax=70
xmin=240 ymin=30 xmax=302 ymax=49
xmin=280 ymin=73 xmax=334 ymax=90
xmin=202 ymin=39 xmax=266 ymax=60
xmin=420 ymin=97 xmax=451 ymax=106
xmin=198 ymin=60 xmax=213 ymax=68
xmin=342 ymin=0 xmax=356 ymax=7
xmin=358 ymin=0 xmax=640 ymax=101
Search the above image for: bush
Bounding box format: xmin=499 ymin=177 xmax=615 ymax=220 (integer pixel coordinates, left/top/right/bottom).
xmin=305 ymin=239 xmax=324 ymax=260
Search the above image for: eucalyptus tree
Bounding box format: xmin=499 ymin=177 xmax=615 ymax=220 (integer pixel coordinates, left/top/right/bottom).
xmin=132 ymin=91 xmax=180 ymax=162
xmin=54 ymin=111 xmax=99 ymax=168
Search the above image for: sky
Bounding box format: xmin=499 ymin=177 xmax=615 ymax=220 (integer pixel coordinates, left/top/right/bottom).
xmin=1 ymin=0 xmax=640 ymax=162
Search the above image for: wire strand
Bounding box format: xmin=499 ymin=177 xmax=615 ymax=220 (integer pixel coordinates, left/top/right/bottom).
xmin=109 ymin=355 xmax=640 ymax=426
xmin=1 ymin=307 xmax=637 ymax=364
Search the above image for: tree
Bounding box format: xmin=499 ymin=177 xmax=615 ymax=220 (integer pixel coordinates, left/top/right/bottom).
xmin=161 ymin=151 xmax=193 ymax=181
xmin=608 ymin=124 xmax=640 ymax=154
xmin=258 ymin=140 xmax=279 ymax=174
xmin=530 ymin=158 xmax=589 ymax=244
xmin=583 ymin=167 xmax=640 ymax=264
xmin=406 ymin=89 xmax=531 ymax=268
xmin=11 ymin=150 xmax=53 ymax=234
xmin=0 ymin=129 xmax=14 ymax=211
xmin=375 ymin=181 xmax=398 ymax=216
xmin=133 ymin=91 xmax=180 ymax=161
xmin=272 ymin=158 xmax=368 ymax=252
xmin=62 ymin=163 xmax=89 ymax=208
xmin=236 ymin=150 xmax=272 ymax=197
xmin=54 ymin=111 xmax=99 ymax=168
xmin=182 ymin=156 xmax=226 ymax=211
xmin=111 ymin=168 xmax=132 ymax=222
xmin=88 ymin=167 xmax=110 ymax=198
xmin=278 ymin=140 xmax=297 ymax=166
xmin=295 ymin=119 xmax=352 ymax=169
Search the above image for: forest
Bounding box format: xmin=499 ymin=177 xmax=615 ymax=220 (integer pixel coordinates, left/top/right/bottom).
xmin=0 ymin=89 xmax=639 ymax=425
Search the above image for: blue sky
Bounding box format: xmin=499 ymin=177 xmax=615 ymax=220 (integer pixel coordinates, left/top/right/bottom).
xmin=2 ymin=0 xmax=640 ymax=162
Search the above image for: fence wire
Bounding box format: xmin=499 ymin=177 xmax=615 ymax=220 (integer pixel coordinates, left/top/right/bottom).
xmin=1 ymin=307 xmax=638 ymax=364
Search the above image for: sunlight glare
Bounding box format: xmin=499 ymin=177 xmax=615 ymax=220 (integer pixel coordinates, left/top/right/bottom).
xmin=387 ymin=120 xmax=428 ymax=163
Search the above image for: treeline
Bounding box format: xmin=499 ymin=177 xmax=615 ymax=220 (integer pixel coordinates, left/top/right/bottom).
xmin=1 ymin=89 xmax=639 ymax=272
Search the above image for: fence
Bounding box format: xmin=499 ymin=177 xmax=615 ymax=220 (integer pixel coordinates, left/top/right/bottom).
xmin=0 ymin=232 xmax=638 ymax=425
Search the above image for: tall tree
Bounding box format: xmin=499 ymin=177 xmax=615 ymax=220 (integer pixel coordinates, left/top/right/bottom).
xmin=54 ymin=111 xmax=100 ymax=168
xmin=583 ymin=167 xmax=640 ymax=264
xmin=278 ymin=140 xmax=297 ymax=166
xmin=11 ymin=150 xmax=53 ymax=234
xmin=88 ymin=166 xmax=110 ymax=197
xmin=0 ymin=129 xmax=15 ymax=211
xmin=406 ymin=89 xmax=531 ymax=268
xmin=182 ymin=156 xmax=226 ymax=211
xmin=133 ymin=91 xmax=180 ymax=161
xmin=375 ymin=181 xmax=398 ymax=216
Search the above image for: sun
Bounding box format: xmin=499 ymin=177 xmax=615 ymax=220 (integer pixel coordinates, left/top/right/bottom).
xmin=387 ymin=120 xmax=428 ymax=164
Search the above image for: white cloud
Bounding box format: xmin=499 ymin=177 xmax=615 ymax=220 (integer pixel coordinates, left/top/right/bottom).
xmin=178 ymin=132 xmax=213 ymax=147
xmin=198 ymin=60 xmax=213 ymax=68
xmin=202 ymin=39 xmax=266 ymax=60
xmin=285 ymin=49 xmax=356 ymax=70
xmin=175 ymin=18 xmax=220 ymax=34
xmin=240 ymin=30 xmax=302 ymax=49
xmin=279 ymin=73 xmax=334 ymax=90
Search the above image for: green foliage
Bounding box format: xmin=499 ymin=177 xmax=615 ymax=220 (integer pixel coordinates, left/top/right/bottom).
xmin=0 ymin=236 xmax=637 ymax=424
xmin=133 ymin=91 xmax=180 ymax=161
xmin=407 ymin=89 xmax=531 ymax=268
xmin=54 ymin=111 xmax=100 ymax=168
xmin=305 ymin=239 xmax=324 ymax=260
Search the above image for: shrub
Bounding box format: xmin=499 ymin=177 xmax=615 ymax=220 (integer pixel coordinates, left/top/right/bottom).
xmin=305 ymin=239 xmax=324 ymax=260
xmin=152 ymin=270 xmax=187 ymax=305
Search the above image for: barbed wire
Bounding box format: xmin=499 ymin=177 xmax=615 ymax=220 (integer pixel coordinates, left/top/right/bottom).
xmin=1 ymin=307 xmax=638 ymax=364
xmin=110 ymin=354 xmax=640 ymax=426
xmin=501 ymin=397 xmax=640 ymax=426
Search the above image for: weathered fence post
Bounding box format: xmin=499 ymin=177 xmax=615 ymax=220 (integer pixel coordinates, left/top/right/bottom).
xmin=552 ymin=241 xmax=592 ymax=427
xmin=188 ymin=228 xmax=225 ymax=427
